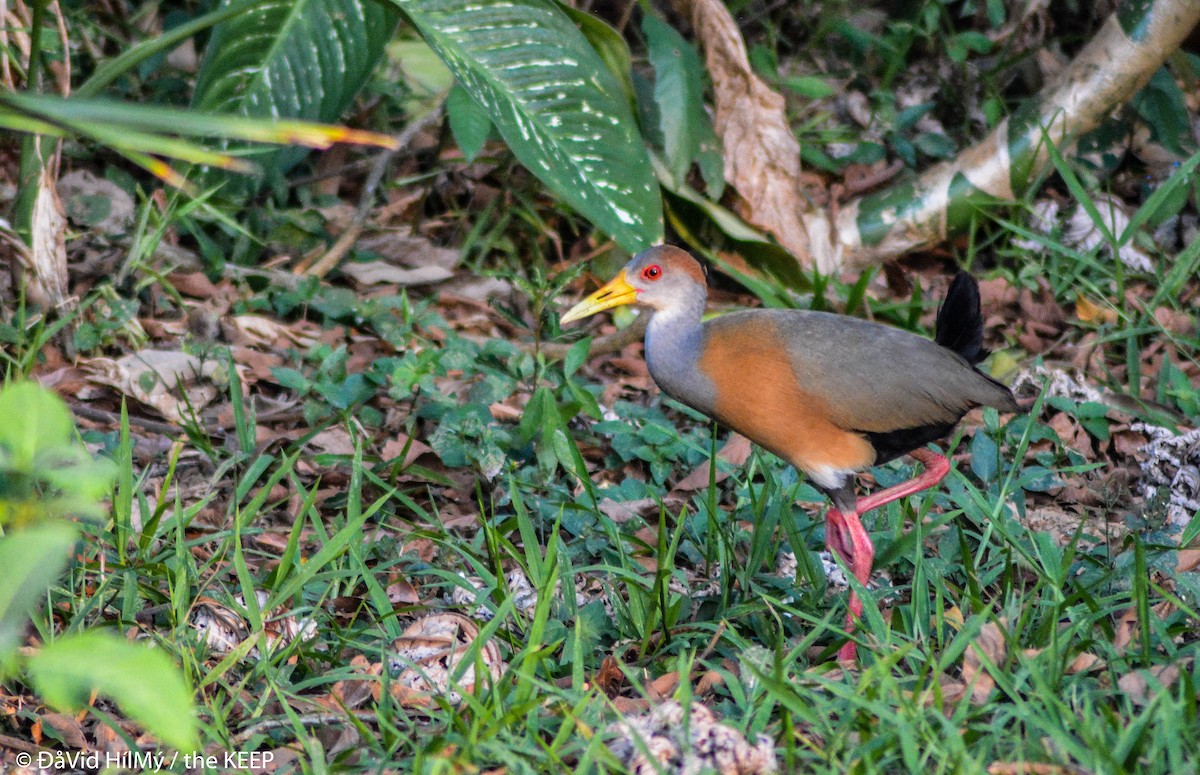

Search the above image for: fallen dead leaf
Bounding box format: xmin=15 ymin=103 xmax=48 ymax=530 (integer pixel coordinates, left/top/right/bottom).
xmin=963 ymin=620 xmax=1007 ymax=704
xmin=607 ymin=700 xmax=778 ymax=775
xmin=83 ymin=349 xmax=220 ymax=423
xmin=388 ymin=613 xmax=504 ymax=706
xmin=229 ymin=314 xmax=319 ymax=349
xmin=1177 ymin=549 xmax=1200 ymax=573
xmin=39 ymin=711 xmax=87 ymax=749
xmin=987 ymin=763 xmax=1086 ymax=775
xmin=309 ymin=427 xmax=356 ymax=456
xmin=1117 ymin=662 xmax=1182 ymax=707
xmin=671 ymin=0 xmax=812 ymax=264
xmin=59 ymin=168 xmax=134 ymax=236
xmin=593 ymin=656 xmax=627 ymax=698
xmin=1075 ymin=294 xmax=1119 ymax=325
xmin=1066 ymin=651 xmax=1103 ymax=674
xmin=340 ymin=261 xmax=453 ymax=287
xmin=670 ymin=434 xmax=753 ymax=494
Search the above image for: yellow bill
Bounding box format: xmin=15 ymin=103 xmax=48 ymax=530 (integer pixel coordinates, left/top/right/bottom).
xmin=559 ymin=270 xmax=639 ymax=325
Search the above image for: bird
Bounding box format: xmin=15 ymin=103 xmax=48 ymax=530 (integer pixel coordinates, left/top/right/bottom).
xmin=560 ymin=245 xmax=1018 ymax=662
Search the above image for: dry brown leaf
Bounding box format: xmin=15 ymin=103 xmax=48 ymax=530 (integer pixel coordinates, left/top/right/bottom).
xmin=25 ymin=160 xmax=69 ymax=309
xmin=1176 ymin=549 xmax=1200 ymax=573
xmin=963 ymin=620 xmax=1007 ymax=704
xmin=593 ymin=656 xmax=627 ymax=698
xmin=308 ymin=427 xmax=355 ymax=456
xmin=1113 ymin=607 xmax=1138 ymax=651
xmin=647 ymin=671 xmax=681 ymax=700
xmin=1153 ymin=306 xmax=1194 ymax=335
xmin=381 ymin=433 xmax=435 ymax=468
xmin=1067 ymin=652 xmax=1104 ymax=674
xmin=40 ymin=711 xmax=88 ymax=749
xmin=339 ymin=261 xmax=453 ymax=288
xmin=389 ymin=613 xmax=504 ymax=705
xmin=387 ymin=577 xmax=421 ymax=606
xmin=1118 ymin=663 xmax=1182 ymax=707
xmin=1075 ymin=295 xmax=1119 ymax=325
xmin=597 ymin=496 xmax=663 ymax=523
xmin=672 ymin=0 xmax=811 ymax=262
xmin=83 ymin=349 xmax=220 ymax=423
xmin=670 ymin=434 xmax=753 ymax=494
xmin=229 ymin=314 xmax=318 ymax=348
xmin=607 ymin=701 xmax=778 ymax=775
xmin=354 ymin=228 xmax=462 ymax=271
xmin=987 ymin=763 xmax=1084 ymax=775
xmin=59 ymin=168 xmax=135 ymax=236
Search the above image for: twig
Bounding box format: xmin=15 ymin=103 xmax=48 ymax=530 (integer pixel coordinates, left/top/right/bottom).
xmin=230 ymin=710 xmax=392 ymax=747
xmin=302 ymin=106 xmax=445 ymax=279
xmin=517 ymin=315 xmax=647 ymax=360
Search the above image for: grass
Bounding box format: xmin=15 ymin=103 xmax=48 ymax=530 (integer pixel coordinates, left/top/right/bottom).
xmin=12 ymin=248 xmax=1193 ymax=771
xmin=5 ymin=2 xmax=1200 ymax=771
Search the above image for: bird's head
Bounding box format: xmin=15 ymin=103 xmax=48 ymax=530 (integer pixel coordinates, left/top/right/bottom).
xmin=559 ymin=245 xmax=707 ymax=325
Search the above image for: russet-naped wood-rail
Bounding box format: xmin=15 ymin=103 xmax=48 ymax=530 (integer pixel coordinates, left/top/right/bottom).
xmin=561 ymin=245 xmax=1018 ymax=661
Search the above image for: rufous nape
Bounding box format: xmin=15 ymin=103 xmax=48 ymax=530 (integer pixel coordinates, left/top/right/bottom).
xmin=560 ymin=245 xmax=1018 ymax=662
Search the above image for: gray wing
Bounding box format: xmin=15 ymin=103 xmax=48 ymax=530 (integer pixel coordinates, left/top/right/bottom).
xmin=709 ymin=309 xmax=1014 ymax=433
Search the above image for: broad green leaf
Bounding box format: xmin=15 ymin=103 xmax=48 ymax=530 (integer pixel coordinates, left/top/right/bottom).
xmin=28 ymin=630 xmax=198 ymax=751
xmin=447 ymin=84 xmax=494 ymax=161
xmin=0 ymin=524 xmax=77 ymax=668
xmin=1131 ymin=68 xmax=1193 ymax=156
xmin=555 ymin=1 xmax=636 ymax=108
xmin=0 ymin=382 xmax=73 ymax=469
xmin=395 ymin=0 xmax=663 ymax=253
xmin=643 ymin=15 xmax=723 ymax=198
xmin=193 ymin=0 xmax=401 ymax=193
xmin=390 ymin=38 xmax=456 ymax=116
xmin=970 ymin=431 xmax=998 ymax=483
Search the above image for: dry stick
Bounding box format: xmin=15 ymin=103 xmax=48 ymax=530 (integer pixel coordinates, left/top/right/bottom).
xmin=516 ymin=314 xmax=648 ymax=361
xmin=231 ymin=710 xmax=393 ymax=747
xmin=302 ymin=106 xmax=445 ymax=279
xmin=71 ymin=402 xmax=197 ymax=437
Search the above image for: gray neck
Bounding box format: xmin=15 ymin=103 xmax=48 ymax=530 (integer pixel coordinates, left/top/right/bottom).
xmin=643 ymin=290 xmax=716 ymax=412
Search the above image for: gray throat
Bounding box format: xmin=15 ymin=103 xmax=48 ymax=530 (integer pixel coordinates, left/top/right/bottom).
xmin=643 ymin=295 xmax=716 ymax=413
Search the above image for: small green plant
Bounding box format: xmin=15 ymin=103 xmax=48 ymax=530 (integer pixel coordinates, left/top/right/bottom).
xmin=0 ymin=381 xmax=197 ymax=750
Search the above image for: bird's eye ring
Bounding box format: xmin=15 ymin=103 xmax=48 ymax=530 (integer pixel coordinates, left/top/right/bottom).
xmin=642 ymin=264 xmax=663 ymax=281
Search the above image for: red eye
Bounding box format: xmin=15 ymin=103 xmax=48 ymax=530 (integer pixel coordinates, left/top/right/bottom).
xmin=641 ymin=264 xmax=663 ymax=281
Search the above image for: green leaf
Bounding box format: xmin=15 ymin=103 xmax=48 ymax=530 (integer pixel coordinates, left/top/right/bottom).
xmin=554 ymin=1 xmax=636 ymax=107
xmin=0 ymin=524 xmax=77 ymax=668
xmin=1131 ymin=68 xmax=1193 ymax=156
xmin=0 ymin=382 xmax=73 ymax=469
xmin=913 ymin=132 xmax=956 ymax=159
xmin=28 ymin=630 xmax=198 ymax=751
xmin=192 ymin=0 xmax=401 ymax=192
xmin=447 ymin=84 xmax=494 ymax=161
xmin=563 ymin=337 xmax=591 ymax=378
xmin=970 ymin=431 xmax=998 ymax=483
xmin=642 ymin=14 xmax=724 ymax=198
xmin=271 ymin=367 xmax=310 ymax=392
xmin=395 ymin=0 xmax=663 ymax=252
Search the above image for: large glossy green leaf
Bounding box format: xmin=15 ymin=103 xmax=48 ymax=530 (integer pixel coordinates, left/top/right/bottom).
xmin=395 ymin=0 xmax=663 ymax=253
xmin=192 ymin=0 xmax=400 ymax=191
xmin=29 ymin=630 xmax=198 ymax=751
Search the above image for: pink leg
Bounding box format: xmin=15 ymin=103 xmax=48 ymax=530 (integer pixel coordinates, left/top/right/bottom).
xmin=827 ymin=448 xmax=951 ymax=663
xmin=826 ymin=508 xmax=875 ymax=662
xmin=854 ymin=448 xmax=950 ymax=514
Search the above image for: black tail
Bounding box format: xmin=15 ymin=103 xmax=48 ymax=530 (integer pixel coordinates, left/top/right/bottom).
xmin=935 ymin=272 xmax=988 ymax=365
